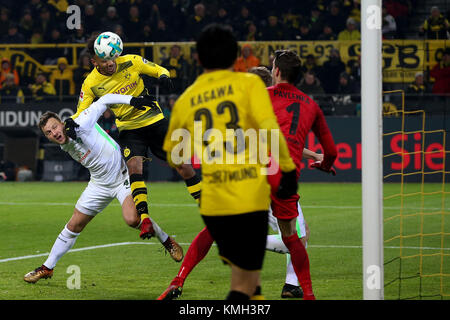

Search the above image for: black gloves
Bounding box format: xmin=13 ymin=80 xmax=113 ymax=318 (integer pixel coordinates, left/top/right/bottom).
xmin=276 ymin=169 xmax=298 ymax=199
xmin=158 ymin=75 xmax=174 ymax=92
xmin=130 ymin=95 xmax=158 ymax=111
xmin=64 ymin=118 xmax=79 ymax=141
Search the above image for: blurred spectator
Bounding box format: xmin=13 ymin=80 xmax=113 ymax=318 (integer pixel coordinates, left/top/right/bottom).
xmin=44 ymin=28 xmax=66 ymax=65
xmin=384 ymin=0 xmax=410 ymax=38
xmin=83 ymin=4 xmax=102 ymax=35
xmin=0 ymin=58 xmax=20 ymax=89
xmin=333 ymin=71 xmax=359 ymax=105
xmin=153 ymin=19 xmax=172 ymax=42
xmin=187 ymin=49 xmax=203 ymax=85
xmin=297 ymin=23 xmax=314 ymax=41
xmin=47 ymin=0 xmax=69 ymax=25
xmin=36 ymin=7 xmax=52 ymax=42
xmin=148 ymin=4 xmax=161 ymax=29
xmin=261 ymin=14 xmax=286 ymax=40
xmin=233 ymin=6 xmax=256 ymax=40
xmin=161 ymin=44 xmax=189 ymax=94
xmin=94 ymin=0 xmax=110 ymax=20
xmin=0 ymin=73 xmax=25 ymax=104
xmin=324 ymin=1 xmax=347 ymax=35
xmin=2 ymin=23 xmax=26 ymax=43
xmin=141 ymin=22 xmax=154 ymax=42
xmin=67 ymin=24 xmax=87 ymax=44
xmin=406 ymin=71 xmax=430 ymax=106
xmin=296 ymin=70 xmax=325 ymax=100
xmin=337 ymin=18 xmax=361 ymax=41
xmin=345 ymin=0 xmax=361 ymax=24
xmin=347 ymin=55 xmax=361 ymax=85
xmin=19 ymin=9 xmax=34 ymax=41
xmin=320 ymin=48 xmax=346 ymax=94
xmin=50 ymin=57 xmax=75 ymax=101
xmin=301 ymin=54 xmax=323 ymax=77
xmin=186 ymin=3 xmax=210 ymax=41
xmin=243 ymin=22 xmax=263 ymax=41
xmin=163 ymin=94 xmax=177 ymax=119
xmin=0 ymin=8 xmax=10 ymax=35
xmin=234 ymin=44 xmax=261 ymax=73
xmin=97 ymin=109 xmax=119 ymax=141
xmin=113 ymin=24 xmax=128 ymax=42
xmin=30 ymin=30 xmax=44 ymax=44
xmin=124 ymin=5 xmax=143 ymax=42
xmin=382 ymin=5 xmax=397 ymax=39
xmin=283 ymin=8 xmax=302 ymax=39
xmin=318 ymin=24 xmax=337 ymax=40
xmin=101 ymin=6 xmax=123 ymax=31
xmin=28 ymin=72 xmax=56 ymax=102
xmin=216 ymin=7 xmax=233 ymax=27
xmin=308 ymin=6 xmax=326 ymax=39
xmin=429 ymin=48 xmax=450 ymax=97
xmin=248 ymin=66 xmax=272 ymax=87
xmin=420 ymin=6 xmax=449 ymax=40
xmin=73 ymin=53 xmax=92 ymax=95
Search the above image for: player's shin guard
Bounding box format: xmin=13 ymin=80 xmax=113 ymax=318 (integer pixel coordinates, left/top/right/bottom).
xmin=184 ymin=175 xmax=201 ymax=203
xmin=172 ymin=226 xmax=214 ymax=286
xmin=282 ymin=233 xmax=315 ymax=299
xmin=43 ymin=225 xmax=80 ymax=269
xmin=130 ymin=174 xmax=149 ymax=219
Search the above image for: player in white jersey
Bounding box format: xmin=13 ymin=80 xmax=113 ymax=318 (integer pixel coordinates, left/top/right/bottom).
xmin=24 ymin=94 xmax=183 ymax=284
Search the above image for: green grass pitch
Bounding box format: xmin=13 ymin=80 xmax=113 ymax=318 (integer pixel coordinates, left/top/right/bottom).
xmin=0 ymin=182 xmax=448 ymax=300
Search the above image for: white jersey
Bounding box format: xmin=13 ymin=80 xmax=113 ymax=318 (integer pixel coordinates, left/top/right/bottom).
xmin=61 ymin=94 xmax=132 ymax=187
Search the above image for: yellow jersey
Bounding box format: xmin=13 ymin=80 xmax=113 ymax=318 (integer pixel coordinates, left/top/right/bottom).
xmin=73 ymin=54 xmax=170 ymax=131
xmin=163 ymin=70 xmax=295 ymax=216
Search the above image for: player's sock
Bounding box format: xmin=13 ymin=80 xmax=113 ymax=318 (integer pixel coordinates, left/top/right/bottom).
xmin=171 ymin=226 xmax=214 ymax=286
xmin=149 ymin=218 xmax=169 ymax=244
xmin=130 ymin=173 xmax=149 ymax=219
xmin=43 ymin=225 xmax=80 ymax=269
xmin=282 ymin=233 xmax=314 ymax=299
xmin=285 ymin=255 xmax=299 ymax=286
xmin=226 ymin=290 xmax=250 ymax=300
xmin=265 ymin=234 xmax=289 ymax=253
xmin=251 ymin=285 xmax=265 ymax=300
xmin=184 ymin=175 xmax=201 ymax=203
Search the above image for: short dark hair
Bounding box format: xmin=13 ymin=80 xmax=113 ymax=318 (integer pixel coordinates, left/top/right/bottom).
xmin=274 ymin=50 xmax=302 ymax=84
xmin=196 ymin=23 xmax=238 ymax=69
xmin=86 ymin=32 xmax=102 ymax=58
xmin=38 ymin=111 xmax=60 ymax=133
xmin=248 ymin=66 xmax=272 ymax=87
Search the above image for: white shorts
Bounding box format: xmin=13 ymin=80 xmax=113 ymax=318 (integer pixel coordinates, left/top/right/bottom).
xmin=75 ymin=177 xmax=131 ymax=216
xmin=268 ymin=202 xmax=306 ymax=238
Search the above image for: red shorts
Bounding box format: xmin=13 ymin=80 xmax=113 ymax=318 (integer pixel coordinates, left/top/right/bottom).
xmin=267 ymin=169 xmax=300 ymax=220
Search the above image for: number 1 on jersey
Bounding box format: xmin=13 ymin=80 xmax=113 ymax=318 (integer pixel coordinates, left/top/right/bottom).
xmin=286 ymin=102 xmax=300 ymax=135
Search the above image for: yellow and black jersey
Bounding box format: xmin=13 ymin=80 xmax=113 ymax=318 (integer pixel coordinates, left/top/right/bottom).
xmin=163 ymin=70 xmax=295 ymax=216
xmin=73 ymin=54 xmax=170 ymax=131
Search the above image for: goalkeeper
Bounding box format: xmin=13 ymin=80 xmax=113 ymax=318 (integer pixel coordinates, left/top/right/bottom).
xmin=24 ymin=94 xmax=183 ymax=284
xmin=72 ymin=33 xmax=202 ymax=240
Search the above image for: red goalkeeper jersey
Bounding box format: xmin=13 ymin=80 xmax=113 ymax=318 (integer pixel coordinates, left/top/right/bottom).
xmin=267 ymin=83 xmax=337 ymax=175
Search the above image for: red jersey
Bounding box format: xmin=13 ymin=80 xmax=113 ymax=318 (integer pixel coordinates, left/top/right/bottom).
xmin=267 ymin=83 xmax=337 ymax=174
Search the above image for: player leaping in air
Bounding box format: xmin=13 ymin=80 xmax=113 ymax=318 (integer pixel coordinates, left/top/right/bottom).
xmin=72 ymin=32 xmax=202 ymax=242
xmin=24 ymin=94 xmax=183 ymax=284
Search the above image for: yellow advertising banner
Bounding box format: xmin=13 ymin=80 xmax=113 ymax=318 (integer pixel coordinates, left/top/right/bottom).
xmin=153 ymin=40 xmax=448 ymax=83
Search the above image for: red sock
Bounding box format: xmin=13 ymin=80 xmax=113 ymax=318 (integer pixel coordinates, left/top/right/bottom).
xmin=282 ymin=233 xmax=315 ymax=299
xmin=171 ymin=226 xmax=214 ymax=287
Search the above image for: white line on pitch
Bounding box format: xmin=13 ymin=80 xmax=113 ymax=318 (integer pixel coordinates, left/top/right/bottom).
xmin=1 ymin=242 xmax=449 ymax=264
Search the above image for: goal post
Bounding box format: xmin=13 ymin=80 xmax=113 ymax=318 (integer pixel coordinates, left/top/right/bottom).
xmin=361 ymin=0 xmax=384 ymax=299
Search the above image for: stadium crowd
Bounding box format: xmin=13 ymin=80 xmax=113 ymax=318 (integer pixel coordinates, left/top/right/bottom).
xmin=0 ymin=0 xmax=448 ymax=113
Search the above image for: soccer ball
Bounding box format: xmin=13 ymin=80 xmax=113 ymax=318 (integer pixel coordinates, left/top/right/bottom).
xmin=94 ymin=32 xmax=123 ymax=60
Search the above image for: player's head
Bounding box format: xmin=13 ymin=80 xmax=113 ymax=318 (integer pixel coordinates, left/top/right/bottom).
xmin=196 ymin=23 xmax=238 ymax=70
xmin=38 ymin=111 xmax=68 ymax=145
xmin=87 ymin=33 xmax=117 ymax=76
xmin=272 ymin=50 xmax=302 ymax=85
xmin=248 ymin=66 xmax=272 ymax=87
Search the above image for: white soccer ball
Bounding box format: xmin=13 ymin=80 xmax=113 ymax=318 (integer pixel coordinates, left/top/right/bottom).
xmin=93 ymin=32 xmax=123 ymax=60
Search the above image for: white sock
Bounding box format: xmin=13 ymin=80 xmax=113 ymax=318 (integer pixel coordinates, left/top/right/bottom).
xmin=43 ymin=225 xmax=79 ymax=269
xmin=285 ymin=255 xmax=299 ymax=286
xmin=266 ymin=234 xmax=289 ymax=253
xmin=150 ymin=218 xmax=169 ymax=244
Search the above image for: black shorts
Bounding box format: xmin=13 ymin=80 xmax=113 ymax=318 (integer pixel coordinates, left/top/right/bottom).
xmin=202 ymin=211 xmax=268 ymax=271
xmin=118 ymin=118 xmax=169 ymax=162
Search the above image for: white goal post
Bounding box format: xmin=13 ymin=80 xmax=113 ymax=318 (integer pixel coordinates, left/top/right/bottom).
xmin=361 ymin=0 xmax=384 ymax=300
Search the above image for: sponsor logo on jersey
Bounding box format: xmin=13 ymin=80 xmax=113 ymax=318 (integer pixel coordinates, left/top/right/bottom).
xmin=79 ymin=90 xmax=84 ymax=101
xmin=113 ymin=81 xmax=137 ymax=94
